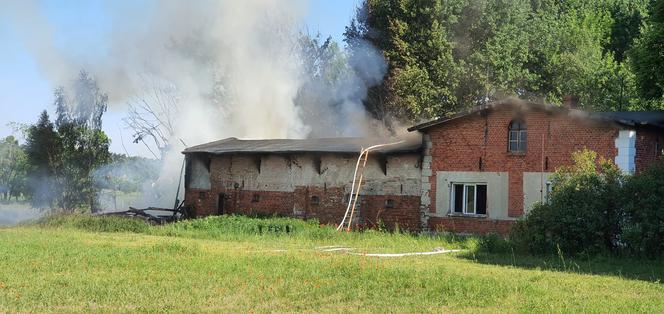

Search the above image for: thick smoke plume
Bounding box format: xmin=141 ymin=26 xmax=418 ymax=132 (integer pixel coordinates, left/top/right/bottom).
xmin=4 ymin=0 xmax=394 ymax=209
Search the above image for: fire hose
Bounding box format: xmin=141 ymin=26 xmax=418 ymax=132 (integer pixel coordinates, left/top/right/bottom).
xmin=336 ymin=140 xmax=405 ymax=231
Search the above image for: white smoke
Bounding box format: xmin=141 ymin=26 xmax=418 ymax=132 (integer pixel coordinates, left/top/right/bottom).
xmin=4 ymin=0 xmax=392 ymax=209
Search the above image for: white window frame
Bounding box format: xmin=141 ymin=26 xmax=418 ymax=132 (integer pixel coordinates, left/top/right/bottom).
xmin=544 ymin=181 xmax=553 ymax=204
xmin=450 ymin=183 xmax=487 ymax=215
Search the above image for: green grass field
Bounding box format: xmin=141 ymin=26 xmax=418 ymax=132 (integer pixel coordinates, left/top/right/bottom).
xmin=1 ymin=215 xmax=663 ymax=313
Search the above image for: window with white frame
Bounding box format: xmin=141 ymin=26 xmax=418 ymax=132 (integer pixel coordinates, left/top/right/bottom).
xmin=544 ymin=181 xmax=553 ymax=203
xmin=508 ymin=120 xmax=527 ymax=153
xmin=451 ymin=183 xmax=487 ymax=215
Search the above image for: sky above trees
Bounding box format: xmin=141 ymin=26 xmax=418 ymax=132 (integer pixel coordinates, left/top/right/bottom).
xmin=0 ymin=0 xmax=358 ymax=157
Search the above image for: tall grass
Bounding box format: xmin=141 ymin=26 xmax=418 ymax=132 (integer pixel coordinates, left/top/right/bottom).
xmin=33 ymin=214 xmax=478 ymax=252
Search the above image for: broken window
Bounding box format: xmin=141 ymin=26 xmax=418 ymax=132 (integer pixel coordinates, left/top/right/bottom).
xmin=451 ymin=183 xmax=487 ymax=215
xmin=310 ymin=195 xmax=320 ymax=205
xmin=508 ymin=120 xmax=527 ymax=153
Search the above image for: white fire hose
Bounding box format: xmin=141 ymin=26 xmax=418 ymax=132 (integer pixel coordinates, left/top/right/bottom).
xmin=336 ymin=140 xmax=405 ymax=231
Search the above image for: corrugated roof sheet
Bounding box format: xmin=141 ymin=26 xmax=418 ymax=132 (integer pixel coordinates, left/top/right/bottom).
xmin=182 ymin=136 xmax=422 ymax=155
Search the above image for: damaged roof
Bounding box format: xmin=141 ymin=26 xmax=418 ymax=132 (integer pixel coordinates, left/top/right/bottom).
xmin=182 ymin=136 xmax=422 ymax=155
xmin=407 ymin=98 xmax=664 ymax=131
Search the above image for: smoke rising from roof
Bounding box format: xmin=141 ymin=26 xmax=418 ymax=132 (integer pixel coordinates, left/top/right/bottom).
xmin=3 ymin=0 xmax=392 ymax=208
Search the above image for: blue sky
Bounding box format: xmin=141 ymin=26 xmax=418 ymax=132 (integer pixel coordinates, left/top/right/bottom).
xmin=0 ymin=0 xmax=359 ymax=156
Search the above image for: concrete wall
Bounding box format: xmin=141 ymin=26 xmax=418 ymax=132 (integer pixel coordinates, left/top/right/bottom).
xmin=522 ymin=172 xmax=553 ymax=213
xmin=434 ymin=171 xmax=509 ymax=219
xmin=185 ymin=152 xmax=422 ymax=230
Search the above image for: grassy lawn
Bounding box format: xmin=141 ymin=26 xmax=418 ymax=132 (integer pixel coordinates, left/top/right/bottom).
xmin=0 ymin=216 xmax=663 ymax=313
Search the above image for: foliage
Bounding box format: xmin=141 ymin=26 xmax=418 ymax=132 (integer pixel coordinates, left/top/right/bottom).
xmin=24 ymin=111 xmax=61 ymax=209
xmin=630 ymin=0 xmax=664 ymax=104
xmin=55 ymin=122 xmax=111 ymax=211
xmin=54 ymin=70 xmax=108 ymax=130
xmin=622 ymin=161 xmax=664 ymax=257
xmin=23 ymin=72 xmax=112 ymax=212
xmin=345 ymin=0 xmax=650 ymax=121
xmin=511 ymin=149 xmax=624 ymax=256
xmin=0 ymin=136 xmax=28 ymax=201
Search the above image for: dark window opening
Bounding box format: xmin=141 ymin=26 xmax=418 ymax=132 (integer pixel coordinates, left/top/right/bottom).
xmin=385 ymin=199 xmax=395 ymax=209
xmin=310 ymin=195 xmax=320 ymax=205
xmin=453 ymin=184 xmax=464 ymax=213
xmin=508 ymin=120 xmax=527 ymax=153
xmin=199 ymin=192 xmax=207 ymax=200
xmin=476 ymin=185 xmax=487 ymax=215
xmin=252 ymin=194 xmax=260 ymax=203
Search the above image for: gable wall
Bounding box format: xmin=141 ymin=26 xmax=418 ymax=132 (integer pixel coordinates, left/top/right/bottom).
xmin=424 ymin=106 xmax=619 ymax=234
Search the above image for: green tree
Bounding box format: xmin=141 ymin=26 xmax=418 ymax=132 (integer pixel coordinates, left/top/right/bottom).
xmin=346 ymin=0 xmax=648 ymax=121
xmin=0 ymin=136 xmax=28 ymax=201
xmin=630 ymin=0 xmax=664 ymax=104
xmin=24 ymin=111 xmax=62 ymax=209
xmin=56 ymin=122 xmax=111 ymax=212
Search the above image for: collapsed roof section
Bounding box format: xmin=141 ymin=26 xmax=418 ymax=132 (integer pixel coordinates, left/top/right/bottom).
xmin=407 ymin=98 xmax=664 ymax=131
xmin=182 ymin=136 xmax=422 ymax=155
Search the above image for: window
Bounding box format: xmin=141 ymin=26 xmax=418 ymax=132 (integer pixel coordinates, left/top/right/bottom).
xmin=251 ymin=194 xmax=260 ymax=203
xmin=198 ymin=192 xmax=207 ymax=200
xmin=544 ymin=181 xmax=553 ymax=204
xmin=508 ymin=120 xmax=527 ymax=153
xmin=451 ymin=183 xmax=487 ymax=215
xmin=385 ymin=199 xmax=395 ymax=209
xmin=310 ymin=195 xmax=320 ymax=205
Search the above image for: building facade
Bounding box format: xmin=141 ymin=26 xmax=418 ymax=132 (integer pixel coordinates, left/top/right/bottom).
xmin=183 ymin=99 xmax=664 ymax=234
xmin=409 ymin=99 xmax=664 ymax=234
xmin=183 ymin=138 xmax=423 ymax=230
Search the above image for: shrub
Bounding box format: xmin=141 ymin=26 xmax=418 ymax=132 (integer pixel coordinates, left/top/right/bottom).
xmin=511 ymin=149 xmax=624 ymax=256
xmin=622 ymin=161 xmax=664 ymax=258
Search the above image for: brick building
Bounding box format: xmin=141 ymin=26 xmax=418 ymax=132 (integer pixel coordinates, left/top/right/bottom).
xmin=183 ymin=137 xmax=423 ymax=230
xmin=408 ymin=98 xmax=664 ymax=234
xmin=183 ymin=98 xmax=664 ymax=234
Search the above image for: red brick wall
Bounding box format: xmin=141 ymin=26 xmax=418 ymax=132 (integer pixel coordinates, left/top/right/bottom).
xmin=635 ymin=129 xmax=664 ymax=173
xmin=185 ymin=179 xmax=420 ymax=231
xmin=425 ymin=106 xmax=620 ymax=234
xmin=428 ymin=216 xmax=514 ymax=235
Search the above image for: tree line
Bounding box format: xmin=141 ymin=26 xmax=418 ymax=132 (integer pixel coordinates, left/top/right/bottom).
xmin=0 ymin=71 xmax=159 ymax=211
xmin=343 ymin=0 xmax=664 ymax=122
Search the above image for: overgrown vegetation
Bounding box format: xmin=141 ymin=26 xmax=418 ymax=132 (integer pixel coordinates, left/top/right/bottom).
xmin=511 ymin=149 xmax=664 ymax=258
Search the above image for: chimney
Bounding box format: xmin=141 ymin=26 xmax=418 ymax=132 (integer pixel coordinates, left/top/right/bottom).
xmin=563 ymin=95 xmax=579 ymax=109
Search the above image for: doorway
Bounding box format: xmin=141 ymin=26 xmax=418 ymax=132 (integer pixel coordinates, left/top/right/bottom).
xmin=218 ymin=193 xmax=226 ymax=215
